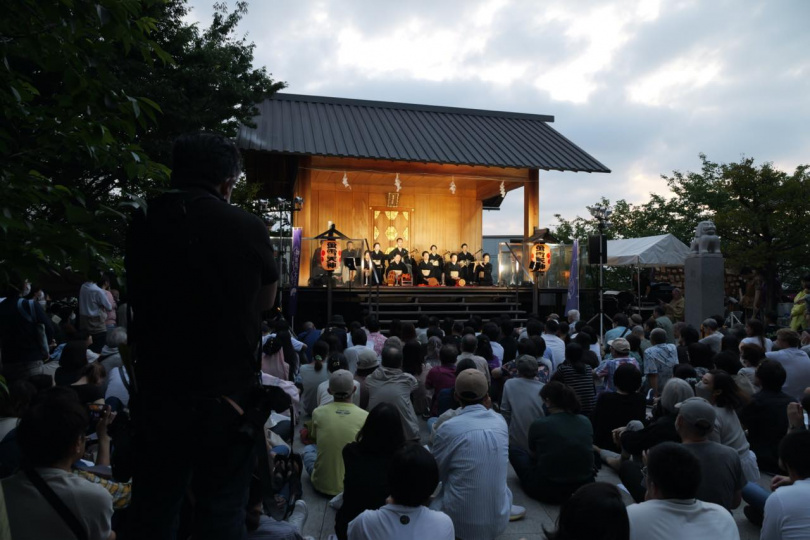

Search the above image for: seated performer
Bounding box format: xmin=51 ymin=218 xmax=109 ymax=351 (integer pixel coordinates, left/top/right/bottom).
xmin=417 ymin=251 xmax=433 ymax=285
xmin=344 ymin=240 xmax=359 ymax=284
xmin=389 ymin=237 xmax=410 ymax=266
xmin=370 ymin=243 xmax=386 ymax=284
xmin=458 ymin=243 xmax=475 ymax=282
xmin=445 ymin=253 xmax=462 ymax=286
xmin=475 ymin=253 xmax=494 ymax=286
xmin=428 ymin=245 xmax=443 ymax=280
xmin=387 ymin=253 xmax=409 ymax=285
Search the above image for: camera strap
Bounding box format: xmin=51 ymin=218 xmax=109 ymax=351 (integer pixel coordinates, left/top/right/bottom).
xmin=23 ymin=468 xmax=88 ymax=540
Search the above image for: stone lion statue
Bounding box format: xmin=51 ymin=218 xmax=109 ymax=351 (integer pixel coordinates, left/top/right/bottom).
xmin=690 ymin=220 xmax=721 ymax=256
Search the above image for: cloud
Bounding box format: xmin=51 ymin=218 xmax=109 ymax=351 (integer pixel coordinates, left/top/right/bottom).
xmin=187 ymin=0 xmax=810 ymax=236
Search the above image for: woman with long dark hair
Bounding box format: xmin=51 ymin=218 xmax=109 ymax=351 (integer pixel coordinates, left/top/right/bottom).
xmin=334 ymin=403 xmax=406 ymax=540
xmin=741 ymin=319 xmax=773 ymax=352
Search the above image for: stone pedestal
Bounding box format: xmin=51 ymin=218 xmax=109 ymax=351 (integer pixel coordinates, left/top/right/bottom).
xmin=685 ymin=255 xmax=725 ymax=329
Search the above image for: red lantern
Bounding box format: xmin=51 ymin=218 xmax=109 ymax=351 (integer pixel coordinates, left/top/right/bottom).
xmin=320 ymin=240 xmax=342 ymax=272
xmin=530 ymin=243 xmax=552 ymax=273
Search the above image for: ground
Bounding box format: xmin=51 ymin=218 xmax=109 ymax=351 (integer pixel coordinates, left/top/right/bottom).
xmin=295 ymin=418 xmax=764 ymax=540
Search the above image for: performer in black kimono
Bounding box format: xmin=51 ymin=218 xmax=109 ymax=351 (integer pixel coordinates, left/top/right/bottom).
xmin=369 ymin=242 xmax=386 ymax=284
xmin=416 ymin=251 xmax=433 ymax=285
xmin=428 ymin=244 xmax=443 ymax=281
xmin=389 ymin=237 xmax=410 ymax=265
xmin=343 ymin=240 xmax=359 ymax=285
xmin=458 ymin=243 xmax=475 ymax=282
xmin=444 ymin=253 xmax=462 ymax=286
xmin=474 ymin=253 xmax=494 ymax=286
xmin=361 ymin=250 xmax=377 ymax=286
xmin=386 ymin=253 xmax=408 ymax=285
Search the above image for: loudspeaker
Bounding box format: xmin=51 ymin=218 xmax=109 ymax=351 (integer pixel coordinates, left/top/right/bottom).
xmin=588 ymin=235 xmax=607 ymax=264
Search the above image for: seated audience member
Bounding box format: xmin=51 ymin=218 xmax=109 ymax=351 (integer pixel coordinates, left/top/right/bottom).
xmin=499 ymin=319 xmax=517 ymax=364
xmin=677 ymin=325 xmax=699 ymax=364
xmin=594 ymin=338 xmax=639 ymax=393
xmin=699 ymin=318 xmax=723 ymax=354
xmin=104 ymin=361 xmax=132 ymax=411
xmin=71 ymin=362 xmax=107 ymax=405
xmin=766 ymin=328 xmax=810 ymax=401
xmin=510 ymin=381 xmax=594 ymax=503
xmin=0 ymin=380 xmax=37 ymax=477
xmin=348 ymin=444 xmax=454 ymax=540
xmin=317 ymin=354 xmax=361 ymax=408
xmin=542 ymin=319 xmax=566 ymax=371
xmin=299 ymin=340 xmax=330 ymax=416
xmin=687 ymin=342 xmax=715 ymax=376
xmin=676 ymin=397 xmax=745 ymax=510
xmin=475 ymin=334 xmax=498 ymax=373
xmin=644 ymin=328 xmax=679 ymax=398
xmin=746 ymin=430 xmax=810 ymax=539
xmin=432 ymin=369 xmax=522 ymax=538
xmin=739 ymin=360 xmax=795 ymax=473
xmin=353 ymin=348 xmax=379 ymax=410
xmin=591 ymin=364 xmax=646 ymax=452
xmin=713 ymin=343 xmax=756 ymax=397
xmin=501 ymin=355 xmax=546 ymax=453
xmin=97 ymin=327 xmax=127 ymax=377
xmin=573 ymin=331 xmax=600 ymax=369
xmin=432 ymin=358 xmax=477 ymax=423
xmin=424 ymin=345 xmax=458 ymax=417
xmin=425 ymin=335 xmax=444 ymax=366
xmin=303 ymin=370 xmax=368 ymax=496
xmin=246 ymin=476 xmax=310 ymax=540
xmin=697 ymin=369 xmax=760 ymax=482
xmin=625 ymin=442 xmax=739 ymax=540
xmin=335 ymin=403 xmax=406 ymax=540
xmin=344 ymin=328 xmax=371 ymax=374
xmin=741 ymin=319 xmax=773 ymax=352
xmin=55 ymin=340 xmax=91 ymax=386
xmin=297 ymin=321 xmax=323 ymax=363
xmin=738 ymin=343 xmax=766 ymax=388
xmin=402 ymin=341 xmax=430 ymax=417
xmin=552 ymin=343 xmax=596 ymax=416
xmin=365 ymin=347 xmax=421 ymax=442
xmin=543 ymin=483 xmax=629 ymax=540
xmin=2 ymin=391 xmax=114 ymax=540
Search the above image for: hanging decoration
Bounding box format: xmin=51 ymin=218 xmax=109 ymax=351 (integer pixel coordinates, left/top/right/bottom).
xmin=499 ymin=180 xmax=506 ymax=198
xmin=449 ymin=177 xmax=456 ymax=194
xmin=394 ymin=173 xmax=402 ymax=192
xmin=342 ymin=171 xmax=351 ymax=190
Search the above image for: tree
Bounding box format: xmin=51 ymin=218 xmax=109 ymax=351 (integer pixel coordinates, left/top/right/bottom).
xmin=0 ymin=1 xmax=285 ymax=289
xmin=552 ymin=155 xmax=810 ymax=310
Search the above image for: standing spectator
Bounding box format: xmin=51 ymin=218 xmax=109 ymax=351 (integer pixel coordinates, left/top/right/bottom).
xmin=739 ymin=360 xmax=795 ymax=473
xmin=542 ymin=483 xmax=629 ymax=540
xmin=661 ymin=288 xmax=685 ymax=322
xmin=0 ymin=281 xmax=55 ymax=383
xmin=789 ymin=275 xmax=809 ymax=331
xmin=644 ymin=328 xmax=679 ymax=398
xmin=591 ymin=364 xmax=646 ymax=452
xmin=99 ymin=275 xmax=117 ymax=332
xmin=365 ymin=347 xmax=420 ymax=442
xmin=303 ymin=370 xmax=368 ymax=496
xmin=78 ymin=275 xmax=113 ymax=354
xmin=335 ymin=403 xmax=406 ymax=540
xmin=625 ymin=443 xmax=738 ymax=540
xmin=552 ymin=343 xmax=596 ymax=416
xmin=125 ymin=132 xmax=279 ymax=539
xmin=760 ymin=430 xmax=810 ymax=540
xmin=2 ymin=392 xmax=114 ymax=540
xmin=425 ymin=345 xmax=458 ymax=417
xmin=652 ymin=305 xmax=676 ymax=343
xmin=604 ymin=314 xmax=631 ymax=346
xmin=432 ymin=369 xmax=522 ymax=539
xmin=510 ymin=381 xmax=594 ymax=503
xmin=676 ymin=397 xmax=745 ymax=511
xmin=594 ymin=338 xmax=639 ymax=393
xmin=501 ymin=355 xmax=546 ymax=455
xmin=348 ymin=445 xmax=454 ymax=540
xmin=766 ymin=329 xmax=810 ymax=401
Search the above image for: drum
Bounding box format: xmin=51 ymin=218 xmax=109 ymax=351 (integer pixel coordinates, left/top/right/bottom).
xmin=427 ymin=277 xmax=440 ymax=287
xmin=457 ymin=279 xmax=466 ymax=287
xmin=401 ymin=273 xmax=412 ymax=286
xmin=387 ymin=271 xmax=397 ymax=286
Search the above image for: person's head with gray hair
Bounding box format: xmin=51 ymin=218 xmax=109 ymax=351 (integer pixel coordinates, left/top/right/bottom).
xmin=631 ymin=326 xmax=645 ymax=338
xmin=567 ymin=309 xmax=580 ymax=323
xmin=660 ymin=378 xmax=695 ymax=414
xmin=383 ymin=336 xmax=403 ymax=351
xmin=461 ymin=333 xmax=478 ymax=353
xmin=381 ymin=346 xmax=403 ymax=369
xmin=650 ymin=328 xmax=668 ymax=345
xmin=106 ymin=327 xmax=127 ymax=349
xmin=702 ymin=318 xmax=719 ymax=334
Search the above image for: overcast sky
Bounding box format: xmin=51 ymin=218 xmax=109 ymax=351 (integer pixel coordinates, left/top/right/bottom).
xmin=187 ymin=0 xmax=809 ymax=235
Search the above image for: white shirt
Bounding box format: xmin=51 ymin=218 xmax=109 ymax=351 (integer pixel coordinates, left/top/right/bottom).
xmin=490 ymin=341 xmax=504 ymax=364
xmin=626 ymin=498 xmax=739 ymax=540
xmin=543 ymin=333 xmax=566 ymax=372
xmin=105 ymin=366 xmax=131 ymax=407
xmin=765 ymin=347 xmax=810 ymax=400
xmin=348 ymin=504 xmax=454 ymax=540
xmin=78 ymin=282 xmax=112 ymax=318
xmin=741 ymin=336 xmax=773 ymax=352
xmin=344 ymin=345 xmax=370 ymax=374
xmin=761 ymin=478 xmax=810 ymax=540
xmin=699 ymin=332 xmax=723 ymax=354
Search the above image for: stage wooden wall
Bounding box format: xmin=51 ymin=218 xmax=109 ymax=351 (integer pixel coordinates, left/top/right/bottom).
xmin=292 ymin=157 xmax=530 ymax=286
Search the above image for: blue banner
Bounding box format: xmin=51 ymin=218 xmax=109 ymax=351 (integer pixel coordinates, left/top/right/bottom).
xmin=288 ymin=227 xmax=303 ymax=318
xmin=565 ymin=239 xmax=579 ymax=314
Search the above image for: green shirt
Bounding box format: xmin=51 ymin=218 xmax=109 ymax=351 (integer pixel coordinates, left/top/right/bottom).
xmin=528 ymin=412 xmax=593 ymax=485
xmin=310 ymin=401 xmax=369 ymax=495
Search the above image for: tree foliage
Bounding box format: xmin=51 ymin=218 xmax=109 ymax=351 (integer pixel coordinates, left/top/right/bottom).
xmin=0 ymin=0 xmax=284 ymax=288
xmin=552 ymin=155 xmax=810 ymax=305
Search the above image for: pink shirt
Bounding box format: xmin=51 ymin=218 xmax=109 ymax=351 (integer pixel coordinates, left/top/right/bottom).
xmin=104 ymin=291 xmax=117 ymax=326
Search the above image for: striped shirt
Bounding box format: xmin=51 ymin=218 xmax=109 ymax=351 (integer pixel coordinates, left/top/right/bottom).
xmin=554 ymin=364 xmax=597 ymax=415
xmin=432 ymin=404 xmax=512 ymax=540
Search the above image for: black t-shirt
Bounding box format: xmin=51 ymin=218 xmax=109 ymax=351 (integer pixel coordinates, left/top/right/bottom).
xmin=126 ymin=186 xmax=278 ymax=398
xmin=590 ymin=392 xmax=647 ymax=451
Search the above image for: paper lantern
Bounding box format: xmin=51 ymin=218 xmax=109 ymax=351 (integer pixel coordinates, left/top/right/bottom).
xmin=320 ymin=240 xmax=342 ymax=272
xmin=530 ymin=243 xmax=552 ymax=273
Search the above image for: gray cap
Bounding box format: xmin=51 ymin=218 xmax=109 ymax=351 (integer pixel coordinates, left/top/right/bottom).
xmin=516 ymin=355 xmax=539 ymax=377
xmin=676 ymin=397 xmax=716 ymax=431
xmin=610 ymin=338 xmax=630 ymax=354
xmin=356 ymin=348 xmax=379 ymax=370
xmin=329 ymin=369 xmax=355 ymax=398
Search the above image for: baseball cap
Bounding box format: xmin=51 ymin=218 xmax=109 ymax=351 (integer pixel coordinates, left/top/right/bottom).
xmin=516 ymin=355 xmax=539 ymax=377
xmin=676 ymin=397 xmax=716 ymax=431
xmin=329 ymin=369 xmax=355 ymax=398
xmin=356 ymin=348 xmax=379 ymax=370
xmin=610 ymin=338 xmax=630 ymax=354
xmin=455 ymin=368 xmax=488 ymax=401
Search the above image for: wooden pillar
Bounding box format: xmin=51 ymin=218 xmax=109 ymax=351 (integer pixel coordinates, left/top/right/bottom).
xmin=524 ymin=169 xmax=539 ymax=238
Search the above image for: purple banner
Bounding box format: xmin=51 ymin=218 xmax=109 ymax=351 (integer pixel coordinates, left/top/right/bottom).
xmin=565 ymin=239 xmax=579 ymax=314
xmin=288 ymin=227 xmax=303 ymax=318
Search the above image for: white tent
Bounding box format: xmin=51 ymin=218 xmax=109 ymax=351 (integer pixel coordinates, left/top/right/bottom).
xmin=606 ymin=234 xmax=691 ymax=267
